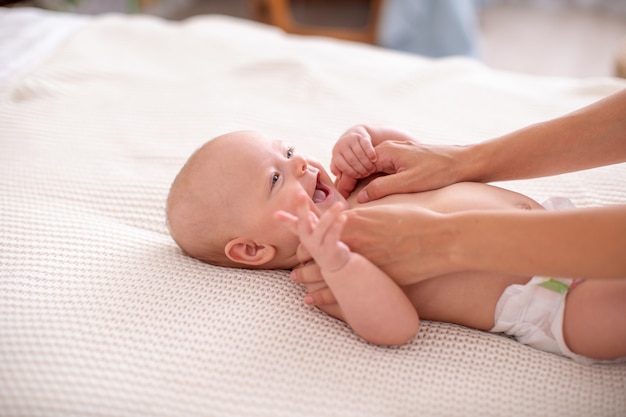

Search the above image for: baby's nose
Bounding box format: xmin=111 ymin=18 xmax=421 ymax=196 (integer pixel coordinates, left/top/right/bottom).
xmin=292 ymin=155 xmax=308 ymax=176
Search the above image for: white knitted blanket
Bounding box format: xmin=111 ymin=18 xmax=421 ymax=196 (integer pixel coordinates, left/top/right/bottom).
xmin=1 ymin=9 xmax=625 ymax=417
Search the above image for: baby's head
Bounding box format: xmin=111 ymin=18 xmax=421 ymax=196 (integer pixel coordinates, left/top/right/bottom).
xmin=167 ymin=130 xmax=348 ymax=269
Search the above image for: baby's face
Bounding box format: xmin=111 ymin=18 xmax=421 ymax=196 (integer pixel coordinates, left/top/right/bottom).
xmin=213 ymin=131 xmax=348 ymax=267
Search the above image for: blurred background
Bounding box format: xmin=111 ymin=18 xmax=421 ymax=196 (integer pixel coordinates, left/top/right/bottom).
xmin=4 ymin=0 xmax=626 ymax=78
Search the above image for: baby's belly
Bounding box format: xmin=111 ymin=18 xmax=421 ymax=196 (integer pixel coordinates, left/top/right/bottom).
xmin=353 ymin=182 xmax=543 ymax=214
xmin=404 ymin=272 xmax=531 ymax=331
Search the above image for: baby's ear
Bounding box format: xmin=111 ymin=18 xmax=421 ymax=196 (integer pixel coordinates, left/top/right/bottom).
xmin=224 ymin=237 xmax=276 ymax=266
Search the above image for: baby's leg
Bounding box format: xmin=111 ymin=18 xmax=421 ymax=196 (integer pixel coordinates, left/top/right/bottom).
xmin=563 ymin=279 xmax=626 ymax=360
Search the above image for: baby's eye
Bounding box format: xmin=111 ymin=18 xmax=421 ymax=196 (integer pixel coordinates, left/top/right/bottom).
xmin=271 ymin=173 xmax=280 ymax=186
xmin=286 ymin=147 xmax=295 ymax=159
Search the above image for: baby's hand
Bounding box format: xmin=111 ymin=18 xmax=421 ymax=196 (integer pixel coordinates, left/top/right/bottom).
xmin=331 ymin=126 xmax=377 ymax=197
xmin=275 ymin=193 xmax=350 ymax=273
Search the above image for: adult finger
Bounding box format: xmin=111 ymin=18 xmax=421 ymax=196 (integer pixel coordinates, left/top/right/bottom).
xmin=296 ymin=243 xmax=312 ymax=265
xmin=357 ymin=171 xmax=412 ymax=203
xmin=304 ymin=287 xmax=337 ymax=306
xmin=291 ymin=262 xmax=324 ymax=284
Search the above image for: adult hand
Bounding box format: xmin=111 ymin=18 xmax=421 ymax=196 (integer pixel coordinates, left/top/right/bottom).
xmin=341 ymin=204 xmax=457 ymax=284
xmin=355 ymin=140 xmax=468 ymax=203
xmin=293 ymin=204 xmax=457 ymax=306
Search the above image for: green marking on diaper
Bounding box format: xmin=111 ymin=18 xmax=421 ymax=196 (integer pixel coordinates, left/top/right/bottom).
xmin=539 ymin=278 xmax=570 ymax=294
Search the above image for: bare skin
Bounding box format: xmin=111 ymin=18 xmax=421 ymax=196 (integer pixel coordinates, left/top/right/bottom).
xmin=290 ymin=120 xmax=626 ymax=359
xmin=304 ymin=179 xmax=541 ymax=332
xmin=331 ymin=90 xmax=626 ymax=280
xmin=299 ymin=177 xmax=626 ymax=358
xmin=168 ymin=127 xmax=626 ymax=359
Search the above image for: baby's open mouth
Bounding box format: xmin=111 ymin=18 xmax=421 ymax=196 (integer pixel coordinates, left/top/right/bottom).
xmin=312 ymin=177 xmax=329 ymax=204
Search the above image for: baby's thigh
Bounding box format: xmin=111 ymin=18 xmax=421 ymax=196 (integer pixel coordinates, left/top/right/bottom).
xmin=563 ymin=279 xmax=626 ymax=359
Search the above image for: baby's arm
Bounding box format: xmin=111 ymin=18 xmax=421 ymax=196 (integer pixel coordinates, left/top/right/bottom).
xmin=276 ymin=194 xmax=419 ymax=345
xmin=332 ymin=125 xmax=419 ymax=198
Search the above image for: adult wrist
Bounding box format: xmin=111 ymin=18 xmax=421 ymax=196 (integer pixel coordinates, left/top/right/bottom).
xmin=454 ymin=142 xmax=488 ymax=183
xmin=412 ymin=211 xmax=467 ymax=279
xmin=443 ymin=213 xmax=466 ymax=272
xmin=447 ymin=211 xmax=506 ymax=272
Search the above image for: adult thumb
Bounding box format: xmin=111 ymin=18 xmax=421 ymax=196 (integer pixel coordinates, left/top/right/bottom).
xmin=296 ymin=242 xmax=312 ymax=265
xmin=357 ymin=173 xmax=406 ymax=203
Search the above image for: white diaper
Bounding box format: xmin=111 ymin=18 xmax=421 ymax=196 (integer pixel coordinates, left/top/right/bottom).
xmin=491 ymin=276 xmax=591 ymax=363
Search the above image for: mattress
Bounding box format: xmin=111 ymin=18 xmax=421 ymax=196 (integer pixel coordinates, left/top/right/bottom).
xmin=1 ymin=7 xmax=625 ymax=417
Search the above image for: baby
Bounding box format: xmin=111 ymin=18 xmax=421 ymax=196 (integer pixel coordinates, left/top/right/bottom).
xmin=166 ymin=125 xmax=626 ymax=364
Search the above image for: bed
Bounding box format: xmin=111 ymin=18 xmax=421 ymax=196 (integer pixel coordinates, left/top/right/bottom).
xmin=1 ymin=6 xmax=625 ymax=417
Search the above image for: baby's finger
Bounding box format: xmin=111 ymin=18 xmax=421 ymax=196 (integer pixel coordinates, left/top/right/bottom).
xmin=273 ymin=210 xmax=298 ymax=235
xmin=324 ymin=210 xmax=347 ymax=247
xmin=330 ymin=160 xmax=340 ymax=177
xmin=343 ymin=150 xmax=373 ymax=177
xmin=315 ymin=203 xmax=345 ymax=245
xmin=351 ymin=139 xmax=376 ymax=166
xmin=295 ymin=193 xmax=317 ymax=236
xmin=359 ymin=136 xmax=377 ymax=162
xmin=331 ymin=156 xmax=358 ymax=178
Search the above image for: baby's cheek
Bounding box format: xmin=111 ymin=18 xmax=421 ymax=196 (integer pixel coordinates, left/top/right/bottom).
xmin=280 ymin=233 xmax=302 ymax=261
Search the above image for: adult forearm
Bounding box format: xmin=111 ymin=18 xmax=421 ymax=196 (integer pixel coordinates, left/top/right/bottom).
xmin=451 ymin=205 xmax=626 ymax=279
xmin=464 ymin=89 xmax=626 ymax=183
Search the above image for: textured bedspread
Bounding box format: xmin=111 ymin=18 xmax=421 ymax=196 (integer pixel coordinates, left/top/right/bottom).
xmin=1 ymin=9 xmax=625 ymax=417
